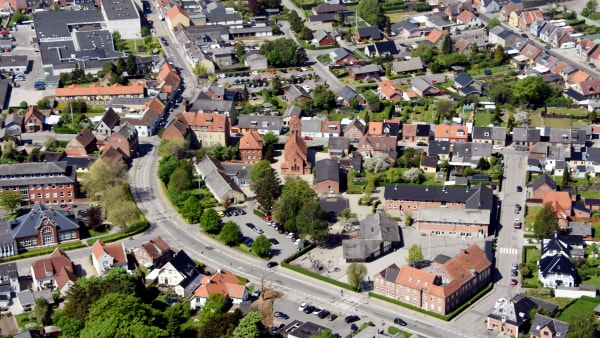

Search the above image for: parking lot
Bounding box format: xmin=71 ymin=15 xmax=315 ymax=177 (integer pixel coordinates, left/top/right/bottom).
xmin=214 ymin=67 xmax=326 ymax=95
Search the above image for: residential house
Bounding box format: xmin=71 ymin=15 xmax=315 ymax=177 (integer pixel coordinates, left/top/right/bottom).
xmin=91 ymin=240 xmax=127 ymax=277
xmin=314 ymin=159 xmax=340 ymax=195
xmin=586 ymin=147 xmax=600 ymax=177
xmin=3 ymin=113 xmax=22 ymax=140
xmin=471 ymin=126 xmax=506 ymax=146
xmin=281 ymin=116 xmax=311 ymax=175
xmin=0 ymin=263 xmax=19 ymax=295
xmin=0 ymin=162 xmax=77 ymax=206
xmin=454 ymin=73 xmax=484 ymax=96
xmin=517 ymin=9 xmax=544 ymax=32
xmin=402 ymin=123 xmax=430 ymax=143
xmin=282 ymin=105 xmax=302 ymax=126
xmin=391 ymin=20 xmax=421 ymax=38
xmin=283 ymin=85 xmax=311 ymax=102
xmin=307 ymin=13 xmax=336 ymax=24
xmin=391 ymin=57 xmax=424 ymax=75
xmin=349 ymin=64 xmax=382 ymax=81
xmin=368 ymin=120 xmax=400 ymax=138
xmin=366 ymin=41 xmax=399 ymax=58
xmin=329 ymin=48 xmax=359 ymax=66
xmin=7 ymin=202 xmax=80 ymax=250
xmin=373 ymin=243 xmax=492 ymax=316
xmin=378 ymin=79 xmax=403 ymax=102
xmin=429 ymin=140 xmax=451 ymax=161
xmin=161 ymin=114 xmax=192 ymax=144
xmin=238 ymin=130 xmax=263 ymax=164
xmin=421 ymin=155 xmax=438 ymax=173
xmin=187 ymin=98 xmax=236 ymax=126
xmin=451 ymin=142 xmax=493 ymax=167
xmin=30 ymin=248 xmax=76 ymax=293
xmin=384 ymin=184 xmax=493 ymax=215
xmin=356 ymin=135 xmax=398 ymax=160
xmin=190 ymin=269 xmax=248 ymax=309
xmin=499 ymin=2 xmax=523 ymax=21
xmin=312 ymin=29 xmax=335 ymax=47
xmin=157 ymin=250 xmax=202 ymax=298
xmin=312 ymin=3 xmax=347 ymax=16
xmin=119 ymin=97 xmax=166 ymax=138
xmin=166 ymin=5 xmax=190 ymax=29
xmin=237 ymin=115 xmax=284 ymax=136
xmin=23 ymin=106 xmax=45 ymax=133
xmin=538 ymin=234 xmax=577 ymax=288
xmin=354 ymin=27 xmax=382 ymax=42
xmin=301 ymin=117 xmax=325 ymax=139
xmin=94 ymin=108 xmax=120 ymax=136
xmin=65 ymin=129 xmax=97 ymax=157
xmin=529 ymin=314 xmax=569 ymax=338
xmin=182 ymin=112 xmax=230 ymax=148
xmin=342 ymin=213 xmax=401 ymax=262
xmin=576 ymin=78 xmax=600 ymax=99
xmin=549 ymin=128 xmax=586 ymax=147
xmin=426 ymin=29 xmax=449 ymax=45
xmin=321 ymin=120 xmax=341 ymax=138
xmin=456 ymin=10 xmax=479 ymax=28
xmin=531 ymin=173 xmax=557 ymax=199
xmin=338 ymin=86 xmax=365 ymax=107
xmin=54 ymin=83 xmax=145 ymax=102
xmin=519 ymin=43 xmax=543 ymax=63
xmin=104 ymin=123 xmax=139 ymax=163
xmin=512 ymin=126 xmax=541 ymax=146
xmin=222 ymin=163 xmax=253 ymax=188
xmin=133 ymin=236 xmax=173 ymax=268
xmin=343 ymin=119 xmax=366 ymax=143
xmin=195 ymin=156 xmax=246 ymax=204
xmin=411 ymin=77 xmax=440 ymax=97
xmin=434 ymin=125 xmax=469 ymax=143
xmin=487 ymin=296 xmax=557 ymax=337
xmin=328 ymin=137 xmax=350 ymax=158
xmin=478 ymin=0 xmax=500 ymax=13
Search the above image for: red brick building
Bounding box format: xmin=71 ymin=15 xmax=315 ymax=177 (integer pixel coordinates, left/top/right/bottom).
xmin=373 ymin=244 xmax=491 ymax=316
xmin=239 ymin=130 xmax=263 ymax=164
xmin=314 ymin=159 xmax=340 ymax=195
xmin=23 ymin=106 xmax=45 ymax=133
xmin=0 ymin=162 xmax=76 ymax=205
xmin=65 ymin=129 xmax=97 ymax=157
xmin=281 ymin=116 xmax=311 ymax=175
xmin=11 ymin=202 xmax=80 ymax=249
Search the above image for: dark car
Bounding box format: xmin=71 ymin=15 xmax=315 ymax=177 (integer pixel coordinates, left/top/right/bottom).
xmin=416 ymin=142 xmax=428 ymax=146
xmin=394 ymin=318 xmax=407 ymax=326
xmin=511 ymin=269 xmax=518 ymax=276
xmin=317 ymin=310 xmax=330 ymax=319
xmin=267 ymin=261 xmax=278 ymax=268
xmin=303 ymin=305 xmax=316 ymax=314
xmin=238 ymin=209 xmax=246 ymax=215
xmin=350 ymin=323 xmax=358 ymax=333
xmin=269 ymin=238 xmax=279 ymax=245
xmin=516 ymin=186 xmax=523 ymax=192
xmin=327 ymin=314 xmax=338 ymax=321
xmin=245 ymin=223 xmax=255 ymax=229
xmin=274 ymin=311 xmax=288 ymax=319
xmin=345 ymin=315 xmax=360 ymax=323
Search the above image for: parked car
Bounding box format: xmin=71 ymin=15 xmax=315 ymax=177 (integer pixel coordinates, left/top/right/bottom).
xmin=345 ymin=315 xmax=360 ymax=323
xmin=327 ymin=314 xmax=338 ymax=321
xmin=416 ymin=142 xmax=428 ymax=146
xmin=246 ymin=223 xmax=255 ymax=229
xmin=269 ymin=238 xmax=279 ymax=245
xmin=303 ymin=305 xmax=316 ymax=314
xmin=511 ymin=279 xmax=518 ymax=286
xmin=350 ymin=323 xmax=358 ymax=333
xmin=303 ymin=136 xmax=312 ymax=140
xmin=274 ymin=311 xmax=288 ymax=319
xmin=253 ymin=227 xmax=264 ymax=234
xmin=516 ymin=186 xmax=522 ymax=192
xmin=267 ymin=261 xmax=278 ymax=268
xmin=394 ymin=318 xmax=407 ymax=326
xmin=514 ymin=204 xmax=521 ymax=214
xmin=317 ymin=310 xmax=330 ymax=319
xmin=298 ymin=303 xmax=308 ymax=312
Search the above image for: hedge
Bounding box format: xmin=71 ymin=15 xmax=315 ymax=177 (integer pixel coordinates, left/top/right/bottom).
xmin=283 ymin=243 xmax=315 ymax=263
xmin=282 ymin=262 xmax=356 ymax=291
xmin=85 ymin=217 xmax=148 ymax=246
xmin=0 ymin=241 xmax=87 ymax=263
xmin=253 ymin=209 xmax=265 ymax=218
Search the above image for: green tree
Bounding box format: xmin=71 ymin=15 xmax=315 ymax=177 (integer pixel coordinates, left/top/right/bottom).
xmin=299 ymin=26 xmax=313 ymax=40
xmin=80 ymin=293 xmax=168 ymax=338
xmin=346 ymin=262 xmax=367 ymax=290
xmin=439 ymin=34 xmax=453 ymax=54
xmin=199 ymin=294 xmax=227 ymax=325
xmin=81 ymin=159 xmax=128 ymax=202
xmin=197 ymin=310 xmax=244 ymax=338
xmin=181 ymin=196 xmax=203 ymax=223
xmin=477 ymin=157 xmax=490 ymax=170
xmin=220 ymin=221 xmax=242 ymax=246
xmin=295 ymin=199 xmax=328 ymax=242
xmin=566 ymin=313 xmax=598 ymax=338
xmin=386 ymin=167 xmax=403 ymax=183
xmin=288 ymin=10 xmax=303 ymax=33
xmin=232 ymin=311 xmax=263 ymax=338
xmin=262 ymin=132 xmax=279 ymax=162
xmin=493 ymin=44 xmax=506 ymax=65
xmin=85 ymin=205 xmax=103 ymax=229
xmin=168 ymin=165 xmax=193 ymax=195
xmin=112 ymin=31 xmax=126 ymax=51
xmin=311 ymin=84 xmax=337 ymax=111
xmin=513 ymin=75 xmax=552 ymax=106
xmin=115 ymin=56 xmax=125 ymax=74
xmin=163 ymin=301 xmax=191 ymax=338
xmin=37 ymin=98 xmax=50 ymax=109
xmin=357 ymin=0 xmax=380 ymax=25
xmin=259 ymin=38 xmax=307 ymax=67
xmin=200 ymin=208 xmax=222 ymax=234
xmin=193 ymin=63 xmax=209 ymax=76
xmin=403 ymin=168 xmax=424 ymax=183
xmin=126 ymin=54 xmax=137 ymax=75
xmin=487 ymin=18 xmax=501 ymax=29
xmin=406 ymin=244 xmax=424 ymax=264
xmin=0 ymin=190 xmax=21 ymax=213
xmin=311 ymin=330 xmax=336 ymax=338
xmin=252 ymin=234 xmax=272 ymax=257
xmin=533 ymin=202 xmax=560 ymax=239
xmin=158 ymin=156 xmax=179 ymax=184
xmin=586 ymin=0 xmax=598 ymax=13
xmin=34 ymin=298 xmax=53 ymax=326
xmin=562 ymin=168 xmax=571 ymax=186
xmin=236 ymin=42 xmax=245 ymax=63
xmin=248 ymin=0 xmax=261 ymax=14
xmin=435 ymin=100 xmax=454 ymax=122
xmin=273 ymin=177 xmax=319 ymax=233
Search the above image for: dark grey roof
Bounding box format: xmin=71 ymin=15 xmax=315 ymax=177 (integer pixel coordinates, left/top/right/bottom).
xmin=10 ymin=202 xmax=79 ymax=239
xmin=531 ymin=173 xmax=556 ymax=191
xmin=222 ymin=163 xmax=253 ymax=183
xmin=0 ymin=161 xmax=76 ymax=187
xmin=100 ymin=0 xmax=139 ymax=20
xmin=33 ymin=10 xmax=105 ymax=40
xmin=378 ymin=263 xmax=400 ymax=282
xmin=0 ymin=55 xmax=27 ymax=69
xmin=384 ymin=184 xmax=493 ymax=209
xmin=328 ymin=137 xmax=349 ymax=150
xmin=308 ymin=13 xmax=336 ymax=22
xmin=585 ymin=198 xmax=600 ymax=206
xmin=356 ymin=26 xmax=382 ymax=40
xmin=391 ymin=57 xmax=424 ymax=73
xmin=282 ymin=105 xmax=301 ymax=119
xmin=421 ymin=155 xmax=438 ymax=168
xmin=391 ymin=20 xmax=418 ymax=34
xmin=459 ymin=85 xmax=481 ymax=96
xmin=350 ymin=64 xmax=382 ymax=75
xmin=74 ymin=30 xmax=117 ymax=52
xmin=288 ymin=321 xmax=330 ymax=338
xmin=0 ymin=262 xmax=17 ymax=281
xmin=428 ymin=140 xmax=450 ymax=156
xmin=360 ymin=213 xmax=400 ymax=242
xmin=542 ymin=235 xmax=569 ymax=257
xmin=454 ymin=73 xmax=476 ymax=87
xmin=62 ymin=156 xmax=98 ymax=171
xmin=206 ymin=13 xmax=242 ymax=23
xmin=167 ymin=250 xmax=200 ymax=284
xmin=316 ymin=159 xmax=340 ymax=183
xmin=529 ymin=314 xmax=569 ymax=337
xmin=237 ymin=115 xmax=283 ymax=132
xmin=338 ymin=86 xmax=358 ymax=101
xmin=329 ymin=48 xmax=352 ymax=62
xmin=513 ymin=126 xmax=541 ymax=143
xmin=549 ymin=128 xmax=587 ymax=145
xmin=374 ymin=41 xmax=398 ymax=55
xmin=513 ymin=294 xmax=558 ymax=315
xmin=189 ymin=98 xmax=235 ymax=113
xmin=538 ymin=254 xmax=575 ymax=278
xmin=98 ymin=108 xmax=120 ymax=130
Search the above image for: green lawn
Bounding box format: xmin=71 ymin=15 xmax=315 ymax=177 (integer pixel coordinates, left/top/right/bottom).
xmin=581 ymin=275 xmax=600 ymax=291
xmin=388 ymin=326 xmax=413 ymax=337
xmin=523 ymin=247 xmax=542 ymax=287
xmin=544 ymin=107 xmax=589 ymax=117
xmin=385 ymin=10 xmax=417 ymax=22
xmin=525 ymin=206 xmax=542 ymax=217
xmin=557 ymin=297 xmax=600 ymax=321
xmin=543 ymin=118 xmax=571 ymax=128
xmin=316 ymin=54 xmax=331 ymax=63
xmin=15 ymin=313 xmax=37 ymax=331
xmin=474 ymin=112 xmax=494 ymax=127
xmin=529 ymin=114 xmax=543 ymax=127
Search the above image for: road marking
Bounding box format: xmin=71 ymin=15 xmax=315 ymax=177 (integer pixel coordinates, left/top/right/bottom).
xmin=498 ymin=247 xmax=518 ymax=255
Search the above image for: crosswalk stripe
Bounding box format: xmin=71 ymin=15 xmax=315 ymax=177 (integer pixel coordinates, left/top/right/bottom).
xmin=498 ymin=247 xmax=518 ymax=255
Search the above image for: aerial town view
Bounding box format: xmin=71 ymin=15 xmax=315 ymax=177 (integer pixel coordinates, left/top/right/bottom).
xmin=0 ymin=0 xmax=599 ymax=336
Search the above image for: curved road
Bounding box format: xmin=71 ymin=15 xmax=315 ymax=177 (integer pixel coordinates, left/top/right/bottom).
xmin=128 ymin=139 xmax=476 ymax=338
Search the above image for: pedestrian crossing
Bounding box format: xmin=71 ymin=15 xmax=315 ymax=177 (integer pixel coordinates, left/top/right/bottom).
xmin=497 ymin=247 xmax=518 ymax=255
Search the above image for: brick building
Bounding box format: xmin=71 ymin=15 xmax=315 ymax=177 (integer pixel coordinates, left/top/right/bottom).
xmin=281 ymin=116 xmax=311 ymax=175
xmin=238 ymin=130 xmax=263 ymax=164
xmin=0 ymin=162 xmax=76 ymax=205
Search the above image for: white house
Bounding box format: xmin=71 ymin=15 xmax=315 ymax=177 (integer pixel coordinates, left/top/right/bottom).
xmin=156 ymin=250 xmax=203 ymax=297
xmin=189 ymin=269 xmax=248 ymax=310
xmin=91 ymin=240 xmax=128 ymax=277
xmin=538 ymin=235 xmax=577 ymax=288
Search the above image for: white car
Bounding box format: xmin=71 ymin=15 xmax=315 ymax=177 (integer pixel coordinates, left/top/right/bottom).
xmin=298 ymin=303 xmax=308 ymax=311
xmin=251 ymin=71 xmax=259 ymax=75
xmin=493 ymin=145 xmax=503 ymax=150
xmin=495 ymin=298 xmax=506 ymax=309
xmin=302 ymin=85 xmax=311 ymax=92
xmin=218 ymin=73 xmax=226 ymax=78
xmin=300 ymin=67 xmax=308 ymax=71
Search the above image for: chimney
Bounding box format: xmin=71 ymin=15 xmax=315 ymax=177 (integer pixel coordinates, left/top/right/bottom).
xmin=217 ymin=268 xmax=222 ymax=274
xmin=39 ymin=325 xmax=45 ymax=335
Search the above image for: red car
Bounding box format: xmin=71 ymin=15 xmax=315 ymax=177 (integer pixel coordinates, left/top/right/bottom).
xmin=264 ymin=215 xmax=272 ymax=222
xmin=303 ymin=136 xmax=312 ymax=140
xmin=511 ymin=279 xmax=518 ymax=286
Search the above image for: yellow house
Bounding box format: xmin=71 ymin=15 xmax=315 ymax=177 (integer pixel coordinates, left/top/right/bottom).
xmin=166 ymin=5 xmax=190 ymax=29
xmin=508 ymin=11 xmax=520 ymax=28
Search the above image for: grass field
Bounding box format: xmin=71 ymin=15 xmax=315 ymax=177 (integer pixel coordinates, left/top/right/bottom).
xmin=474 ymin=112 xmax=493 ymax=127
xmin=523 ymin=247 xmax=541 ymax=287
xmin=544 ymin=107 xmax=589 ymax=117
xmin=543 ymin=118 xmax=571 ymax=128
xmin=385 ymin=10 xmax=417 ymax=22
xmin=529 ymin=114 xmax=543 ymax=127
xmin=557 ymin=297 xmax=600 ymax=321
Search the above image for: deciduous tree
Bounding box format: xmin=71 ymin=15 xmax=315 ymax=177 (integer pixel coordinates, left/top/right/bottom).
xmin=220 ymin=221 xmax=242 ymax=246
xmin=406 ymin=244 xmax=424 ymax=265
xmin=232 ymin=311 xmax=263 ymax=338
xmin=181 ymin=196 xmax=203 ymax=223
xmin=347 ymin=262 xmax=367 ymax=290
xmin=403 ymin=168 xmax=425 ymax=183
xmin=252 ymin=234 xmax=272 ymax=257
xmin=533 ymin=202 xmax=560 ymax=239
xmin=199 ymin=294 xmax=227 ymax=325
xmin=200 ymin=208 xmax=222 ymax=234
xmin=0 ymin=190 xmax=21 ymax=214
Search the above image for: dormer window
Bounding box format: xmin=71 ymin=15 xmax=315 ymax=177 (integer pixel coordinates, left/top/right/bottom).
xmin=484 ymin=132 xmax=490 ymax=137
xmin=251 ymin=121 xmax=258 ymax=126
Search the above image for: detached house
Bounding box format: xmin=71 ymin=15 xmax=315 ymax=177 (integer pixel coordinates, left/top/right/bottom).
xmin=104 ymin=123 xmax=139 ymax=163
xmin=343 ymin=119 xmax=366 ymax=143
xmin=456 ymin=10 xmax=479 ymax=28
xmin=312 ymin=29 xmax=335 ymax=47
xmin=65 ymin=129 xmax=97 ymax=157
xmin=357 ymin=135 xmax=398 ymax=160
xmin=342 ymin=213 xmax=401 ymax=262
xmin=349 ymin=64 xmax=382 ymax=81
xmin=538 ymin=234 xmax=577 ymax=288
xmin=471 ymin=126 xmax=506 ymax=146
xmin=23 ymin=106 xmax=45 ymax=133
xmin=91 ymin=240 xmax=128 ymax=277
xmin=354 ymin=27 xmax=382 ymax=41
xmin=195 ymin=155 xmax=246 ymax=204
xmin=30 ymin=248 xmax=76 ymax=293
xmin=182 ymin=112 xmax=230 ymax=148
xmin=133 ymin=236 xmax=173 ymax=269
xmin=434 ymin=125 xmax=469 ymax=143
xmin=94 ymin=108 xmax=120 ymax=136
xmin=529 ymin=314 xmax=569 ymax=338
xmin=378 ymin=79 xmax=403 ymax=102
xmin=402 ymin=123 xmax=430 ymax=143
xmin=454 ymin=73 xmax=484 ymax=96
xmin=238 ymin=130 xmax=263 ymax=164
xmin=329 ymin=48 xmax=359 ymax=66
xmin=391 ymin=57 xmax=424 ymax=75
xmin=190 ymin=269 xmax=248 ymax=310
xmin=157 ymin=250 xmax=202 ymax=298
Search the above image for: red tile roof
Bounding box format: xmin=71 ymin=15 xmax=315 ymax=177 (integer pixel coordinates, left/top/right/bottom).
xmin=239 ymin=130 xmax=263 ymax=150
xmin=91 ymin=240 xmax=127 ymax=266
xmin=456 ymin=10 xmax=476 ymax=24
xmin=166 ymin=5 xmax=189 ymax=20
xmin=427 ymin=29 xmax=448 ymax=44
xmin=55 ymin=83 xmax=145 ymax=98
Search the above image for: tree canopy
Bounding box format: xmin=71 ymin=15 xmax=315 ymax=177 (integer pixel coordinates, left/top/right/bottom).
xmin=252 ymin=234 xmax=272 ymax=257
xmin=250 ymin=161 xmax=282 ymax=211
xmin=259 ymin=38 xmax=308 ymax=67
xmin=200 ymin=208 xmax=222 ymax=234
xmin=347 ymin=262 xmax=367 ymax=290
xmin=220 ymin=221 xmax=242 ymax=246
xmin=533 ymin=202 xmax=560 ymax=239
xmin=232 ymin=311 xmax=263 ymax=338
xmin=406 ymin=244 xmax=424 ymax=264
